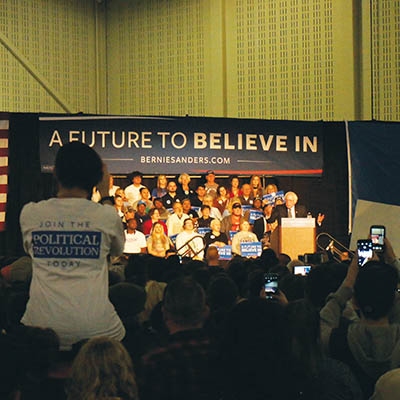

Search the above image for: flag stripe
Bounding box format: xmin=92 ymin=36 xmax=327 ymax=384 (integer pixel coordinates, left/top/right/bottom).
xmin=0 ymin=120 xmax=8 ymax=231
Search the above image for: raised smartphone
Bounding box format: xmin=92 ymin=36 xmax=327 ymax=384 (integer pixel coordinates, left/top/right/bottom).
xmin=357 ymin=239 xmax=373 ymax=267
xmin=370 ymin=225 xmax=385 ymax=253
xmin=264 ymin=273 xmax=278 ymax=298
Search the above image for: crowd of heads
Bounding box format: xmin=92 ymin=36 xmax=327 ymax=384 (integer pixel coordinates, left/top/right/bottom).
xmin=2 ymin=221 xmax=400 ymax=399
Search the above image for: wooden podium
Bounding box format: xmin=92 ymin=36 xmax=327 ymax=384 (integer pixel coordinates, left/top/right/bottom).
xmin=278 ymin=218 xmax=316 ymax=260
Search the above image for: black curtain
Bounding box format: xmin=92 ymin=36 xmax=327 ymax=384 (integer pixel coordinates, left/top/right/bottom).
xmin=273 ymin=122 xmax=349 ymax=246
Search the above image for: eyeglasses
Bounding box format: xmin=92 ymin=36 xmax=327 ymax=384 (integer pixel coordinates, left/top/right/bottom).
xmin=232 ymin=204 xmax=242 ymax=209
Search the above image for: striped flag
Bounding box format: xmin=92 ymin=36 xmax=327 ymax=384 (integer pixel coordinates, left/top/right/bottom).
xmin=0 ymin=118 xmax=8 ymax=231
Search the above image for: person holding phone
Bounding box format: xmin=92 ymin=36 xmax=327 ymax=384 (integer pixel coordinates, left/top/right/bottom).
xmin=370 ymin=225 xmax=386 ymax=253
xmin=320 ymin=236 xmax=400 ymax=398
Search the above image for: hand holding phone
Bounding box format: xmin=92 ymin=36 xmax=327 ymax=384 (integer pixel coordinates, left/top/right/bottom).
xmin=357 ymin=239 xmax=373 ymax=267
xmin=293 ymin=265 xmax=311 ymax=276
xmin=370 ymin=225 xmax=385 ymax=253
xmin=264 ymin=273 xmax=278 ymax=299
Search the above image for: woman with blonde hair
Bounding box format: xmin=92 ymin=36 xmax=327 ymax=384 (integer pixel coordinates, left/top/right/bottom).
xmin=265 ymin=183 xmax=278 ymax=194
xmin=67 ymin=336 xmax=138 ymax=400
xmin=147 ymin=221 xmax=174 ymax=257
xmin=177 ymin=172 xmax=195 ymax=199
xmin=250 ymin=175 xmax=264 ymax=199
xmin=151 ymin=174 xmax=168 ymax=199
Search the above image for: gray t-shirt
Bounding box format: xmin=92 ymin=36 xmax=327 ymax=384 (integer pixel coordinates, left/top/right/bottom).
xmin=20 ymin=197 xmax=125 ymax=350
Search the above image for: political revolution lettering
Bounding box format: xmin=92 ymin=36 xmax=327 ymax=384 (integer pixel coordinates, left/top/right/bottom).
xmin=39 ymin=115 xmax=323 ymax=175
xmin=32 ymin=231 xmax=101 ymax=259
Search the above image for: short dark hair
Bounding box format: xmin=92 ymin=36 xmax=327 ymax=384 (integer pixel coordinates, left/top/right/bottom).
xmin=128 ymin=171 xmax=142 ymax=180
xmin=183 ymin=217 xmax=193 ymax=227
xmin=55 ymin=142 xmax=103 ymax=194
xmin=354 ymin=261 xmax=398 ymax=320
xmin=163 ymin=277 xmax=206 ymax=325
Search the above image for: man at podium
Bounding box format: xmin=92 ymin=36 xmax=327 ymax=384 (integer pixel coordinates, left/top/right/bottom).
xmin=272 ymin=191 xmax=324 ymax=226
xmin=270 ymin=191 xmax=323 ymax=259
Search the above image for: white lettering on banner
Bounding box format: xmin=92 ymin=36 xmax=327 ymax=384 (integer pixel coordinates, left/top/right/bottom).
xmin=48 ymin=130 xmax=318 ymax=152
xmin=49 ymin=130 xmax=63 ymax=146
xmin=295 ymin=136 xmax=318 ymax=152
xmin=140 ymin=156 xmax=231 ymax=165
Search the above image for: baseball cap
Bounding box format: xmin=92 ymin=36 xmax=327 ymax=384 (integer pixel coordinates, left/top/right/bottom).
xmin=206 ymin=170 xmax=215 ymax=175
xmin=232 ymin=202 xmax=242 ymax=208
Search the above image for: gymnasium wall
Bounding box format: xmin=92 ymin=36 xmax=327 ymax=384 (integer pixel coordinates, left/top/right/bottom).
xmin=0 ymin=0 xmax=399 ymax=120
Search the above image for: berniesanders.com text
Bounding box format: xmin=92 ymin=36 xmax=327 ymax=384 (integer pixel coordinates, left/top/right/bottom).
xmin=140 ymin=156 xmax=231 ymax=165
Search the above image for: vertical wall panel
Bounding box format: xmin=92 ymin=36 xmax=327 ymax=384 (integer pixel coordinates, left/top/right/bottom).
xmin=371 ymin=0 xmax=400 ymax=120
xmin=225 ymin=0 xmax=355 ymax=120
xmin=107 ymin=0 xmax=222 ymax=117
xmin=0 ymin=0 xmax=99 ymax=113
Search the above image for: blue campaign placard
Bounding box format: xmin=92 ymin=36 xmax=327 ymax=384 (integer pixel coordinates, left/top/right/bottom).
xmin=241 ymin=205 xmax=252 ymax=213
xmin=169 ymin=234 xmax=178 ymax=245
xmin=217 ymin=245 xmax=232 ymax=260
xmin=263 ymin=190 xmax=285 ymax=205
xmin=249 ymin=210 xmax=263 ymax=224
xmin=229 ymin=230 xmax=239 ymax=241
xmin=197 ymin=227 xmax=211 ymax=236
xmin=240 ymin=241 xmax=262 ymax=257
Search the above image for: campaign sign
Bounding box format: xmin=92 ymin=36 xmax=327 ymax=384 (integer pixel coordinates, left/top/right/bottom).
xmin=249 ymin=210 xmax=263 ymax=224
xmin=240 ymin=241 xmax=262 ymax=257
xmin=241 ymin=205 xmax=252 ymax=213
xmin=229 ymin=230 xmax=239 ymax=241
xmin=197 ymin=227 xmax=211 ymax=236
xmin=263 ymin=190 xmax=285 ymax=205
xmin=169 ymin=234 xmax=178 ymax=245
xmin=217 ymin=245 xmax=232 ymax=260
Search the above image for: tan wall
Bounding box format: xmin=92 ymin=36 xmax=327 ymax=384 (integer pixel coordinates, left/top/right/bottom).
xmin=0 ymin=0 xmax=103 ymax=113
xmin=0 ymin=0 xmax=399 ymax=121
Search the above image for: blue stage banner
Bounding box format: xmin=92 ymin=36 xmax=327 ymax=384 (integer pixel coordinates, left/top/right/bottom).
xmin=39 ymin=115 xmax=324 ymax=175
xmin=348 ymin=121 xmax=400 ymax=208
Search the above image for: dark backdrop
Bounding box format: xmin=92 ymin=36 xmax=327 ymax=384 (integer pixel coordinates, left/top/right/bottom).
xmin=0 ymin=114 xmax=349 ymax=257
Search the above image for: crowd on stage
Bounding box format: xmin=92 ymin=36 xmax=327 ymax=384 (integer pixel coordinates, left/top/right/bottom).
xmin=1 ymin=144 xmax=400 ymax=400
xmin=93 ymin=169 xmax=317 ymax=261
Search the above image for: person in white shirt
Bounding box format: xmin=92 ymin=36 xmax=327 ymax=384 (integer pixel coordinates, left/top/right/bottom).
xmin=124 ymin=171 xmax=145 ymax=206
xmin=109 ymin=175 xmax=120 ymax=197
xmin=175 ymin=218 xmax=205 ymax=260
xmin=166 ymin=202 xmax=189 ymax=237
xmin=201 ymin=194 xmax=222 ymax=221
xmin=123 ymin=218 xmax=147 ymax=255
xmin=20 ymin=142 xmax=125 ymax=350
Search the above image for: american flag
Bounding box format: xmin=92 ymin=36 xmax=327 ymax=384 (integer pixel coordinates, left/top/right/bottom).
xmin=0 ymin=117 xmax=8 ymax=231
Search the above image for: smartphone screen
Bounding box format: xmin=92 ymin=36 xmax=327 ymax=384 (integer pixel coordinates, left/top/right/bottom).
xmin=357 ymin=239 xmax=373 ymax=267
xmin=293 ymin=265 xmax=311 ymax=276
xmin=370 ymin=225 xmax=385 ymax=253
xmin=264 ymin=273 xmax=278 ymax=297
